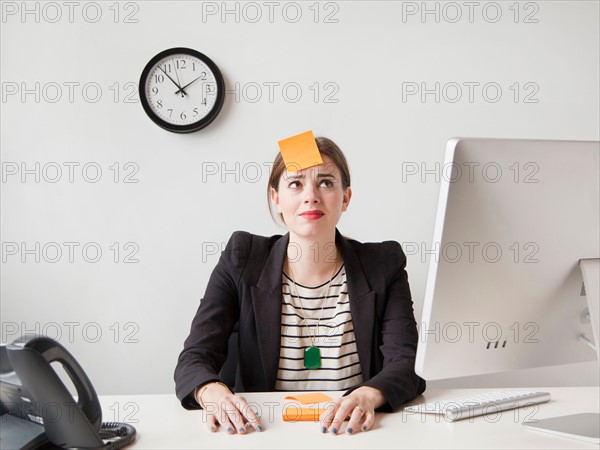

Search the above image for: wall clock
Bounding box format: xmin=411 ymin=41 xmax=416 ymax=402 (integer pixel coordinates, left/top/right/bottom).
xmin=139 ymin=47 xmax=225 ymax=133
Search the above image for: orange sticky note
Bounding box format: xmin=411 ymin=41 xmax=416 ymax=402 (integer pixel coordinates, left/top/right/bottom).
xmin=277 ymin=130 xmax=323 ymax=172
xmin=283 ymin=407 xmax=325 ymax=422
xmin=284 ymin=393 xmax=333 ymax=404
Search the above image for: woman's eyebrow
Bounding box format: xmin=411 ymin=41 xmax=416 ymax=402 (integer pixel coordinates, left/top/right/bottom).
xmin=287 ymin=172 xmax=337 ymax=179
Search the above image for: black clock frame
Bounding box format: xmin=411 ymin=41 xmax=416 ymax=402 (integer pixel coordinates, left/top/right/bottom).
xmin=139 ymin=47 xmax=225 ymax=133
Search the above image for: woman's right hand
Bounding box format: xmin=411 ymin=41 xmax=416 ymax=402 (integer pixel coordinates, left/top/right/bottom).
xmin=196 ymin=382 xmax=264 ymax=434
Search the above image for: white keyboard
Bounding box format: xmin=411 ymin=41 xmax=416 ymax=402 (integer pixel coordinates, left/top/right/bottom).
xmin=404 ymin=390 xmax=551 ymax=422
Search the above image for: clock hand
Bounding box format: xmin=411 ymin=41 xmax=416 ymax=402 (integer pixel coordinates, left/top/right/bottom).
xmin=173 ymin=66 xmax=187 ymax=97
xmin=175 ymin=75 xmax=204 ymax=95
xmin=159 ymin=66 xmax=186 ymax=96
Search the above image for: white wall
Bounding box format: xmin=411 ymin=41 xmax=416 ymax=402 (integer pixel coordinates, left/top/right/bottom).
xmin=1 ymin=1 xmax=598 ymax=395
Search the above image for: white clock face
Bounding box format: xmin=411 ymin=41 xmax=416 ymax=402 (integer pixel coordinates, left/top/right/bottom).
xmin=144 ymin=53 xmax=220 ymax=127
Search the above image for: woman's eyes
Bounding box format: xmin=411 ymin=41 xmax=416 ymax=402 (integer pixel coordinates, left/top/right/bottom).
xmin=288 ymin=180 xmax=334 ymax=189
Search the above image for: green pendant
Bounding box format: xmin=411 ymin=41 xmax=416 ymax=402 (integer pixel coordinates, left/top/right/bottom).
xmin=304 ymin=346 xmax=321 ymax=370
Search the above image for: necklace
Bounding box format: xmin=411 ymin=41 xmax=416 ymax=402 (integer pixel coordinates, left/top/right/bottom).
xmin=287 ymin=258 xmax=339 ymax=370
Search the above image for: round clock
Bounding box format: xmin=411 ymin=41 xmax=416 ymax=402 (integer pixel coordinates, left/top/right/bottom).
xmin=139 ymin=47 xmax=225 ymax=133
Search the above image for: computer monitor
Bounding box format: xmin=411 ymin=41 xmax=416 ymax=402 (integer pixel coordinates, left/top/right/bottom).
xmin=415 ymin=138 xmax=599 ymax=441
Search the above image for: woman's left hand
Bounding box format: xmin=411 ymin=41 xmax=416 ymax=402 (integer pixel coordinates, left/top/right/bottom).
xmin=319 ymin=386 xmax=386 ymax=435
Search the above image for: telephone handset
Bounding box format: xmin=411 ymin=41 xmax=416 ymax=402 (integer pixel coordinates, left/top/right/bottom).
xmin=0 ymin=335 xmax=136 ymax=449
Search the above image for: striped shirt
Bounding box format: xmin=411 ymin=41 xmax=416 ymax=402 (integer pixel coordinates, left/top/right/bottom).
xmin=275 ymin=264 xmax=364 ymax=391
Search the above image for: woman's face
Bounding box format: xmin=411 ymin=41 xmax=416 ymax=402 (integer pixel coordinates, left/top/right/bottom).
xmin=271 ymin=154 xmax=352 ymax=240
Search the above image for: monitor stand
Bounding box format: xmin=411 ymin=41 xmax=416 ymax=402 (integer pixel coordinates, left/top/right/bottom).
xmin=522 ymin=258 xmax=599 ymax=444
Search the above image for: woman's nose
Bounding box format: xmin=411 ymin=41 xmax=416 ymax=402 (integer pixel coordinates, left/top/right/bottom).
xmin=303 ymin=183 xmax=320 ymax=203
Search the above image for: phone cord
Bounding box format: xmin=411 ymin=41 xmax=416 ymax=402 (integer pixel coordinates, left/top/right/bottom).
xmin=99 ymin=422 xmax=137 ymax=450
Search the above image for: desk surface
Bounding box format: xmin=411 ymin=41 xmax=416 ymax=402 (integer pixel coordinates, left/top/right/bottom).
xmin=99 ymin=387 xmax=599 ymax=449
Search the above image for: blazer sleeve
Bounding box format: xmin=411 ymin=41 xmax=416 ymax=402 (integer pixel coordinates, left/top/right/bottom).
xmin=173 ymin=231 xmax=250 ymax=409
xmin=344 ymin=241 xmax=426 ymax=411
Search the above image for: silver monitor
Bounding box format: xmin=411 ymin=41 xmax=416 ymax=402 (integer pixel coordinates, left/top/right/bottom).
xmin=415 ymin=137 xmax=600 ymax=443
xmin=415 ymin=139 xmax=600 ymax=443
xmin=416 ymin=137 xmax=599 ymax=379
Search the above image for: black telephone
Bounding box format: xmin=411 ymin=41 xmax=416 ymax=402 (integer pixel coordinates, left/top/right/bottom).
xmin=0 ymin=335 xmax=136 ymax=450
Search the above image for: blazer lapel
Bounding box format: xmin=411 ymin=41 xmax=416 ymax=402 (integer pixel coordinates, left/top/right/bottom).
xmin=251 ymin=232 xmax=289 ymax=389
xmin=337 ymin=229 xmax=375 ymax=382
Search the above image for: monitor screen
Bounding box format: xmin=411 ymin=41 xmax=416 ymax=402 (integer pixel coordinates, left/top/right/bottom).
xmin=415 ymin=138 xmax=599 ymax=380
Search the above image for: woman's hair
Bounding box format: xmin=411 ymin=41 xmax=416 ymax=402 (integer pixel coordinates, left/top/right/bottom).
xmin=267 ymin=136 xmax=351 ymax=226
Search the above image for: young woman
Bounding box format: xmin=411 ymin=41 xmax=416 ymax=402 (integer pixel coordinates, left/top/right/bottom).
xmin=174 ymin=137 xmax=425 ymax=435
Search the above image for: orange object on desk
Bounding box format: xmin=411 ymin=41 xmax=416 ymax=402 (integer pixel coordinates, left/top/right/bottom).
xmin=282 ymin=407 xmax=325 ymax=422
xmin=284 ymin=393 xmax=333 ymax=404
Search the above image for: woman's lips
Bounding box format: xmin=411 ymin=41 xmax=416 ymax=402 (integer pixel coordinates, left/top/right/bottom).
xmin=300 ymin=211 xmax=324 ymax=220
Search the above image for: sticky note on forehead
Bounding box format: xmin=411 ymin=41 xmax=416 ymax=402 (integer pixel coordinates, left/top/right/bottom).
xmin=277 ymin=130 xmax=323 ymax=172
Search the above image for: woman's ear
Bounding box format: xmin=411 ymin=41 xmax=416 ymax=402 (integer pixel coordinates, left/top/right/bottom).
xmin=271 ymin=187 xmax=280 ymax=212
xmin=342 ymin=187 xmax=352 ymax=212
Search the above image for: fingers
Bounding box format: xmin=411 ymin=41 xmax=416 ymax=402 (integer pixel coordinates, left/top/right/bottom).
xmin=206 ymin=414 xmax=218 ymax=433
xmin=360 ymin=408 xmax=375 ymax=432
xmin=329 ymin=401 xmax=355 ymax=434
xmin=224 ymin=398 xmax=248 ymax=434
xmin=319 ymin=396 xmax=376 ymax=435
xmin=345 ymin=406 xmax=365 ymax=435
xmin=204 ymin=395 xmax=264 ymax=434
xmin=320 ymin=401 xmax=352 ymax=434
xmin=319 ymin=402 xmax=338 ymax=433
xmin=239 ymin=399 xmax=264 ymax=432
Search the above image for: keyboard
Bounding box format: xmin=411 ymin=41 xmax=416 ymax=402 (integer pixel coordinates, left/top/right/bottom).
xmin=404 ymin=390 xmax=551 ymax=422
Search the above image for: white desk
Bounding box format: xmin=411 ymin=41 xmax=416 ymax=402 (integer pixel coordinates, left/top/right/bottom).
xmin=99 ymin=387 xmax=599 ymax=449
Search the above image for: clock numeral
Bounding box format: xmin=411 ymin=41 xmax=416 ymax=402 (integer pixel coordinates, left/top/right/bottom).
xmin=201 ymin=98 xmax=207 ymax=106
xmin=192 ymin=62 xmax=196 ymax=71
xmin=151 ymin=87 xmax=159 ymax=95
xmin=193 ymin=108 xmax=199 ymax=117
xmin=154 ymin=74 xmax=164 ymax=84
xmin=156 ymin=100 xmax=163 ymax=108
xmin=167 ymin=109 xmax=173 ymax=118
xmin=180 ymin=112 xmax=187 ymax=120
xmin=163 ymin=64 xmax=172 ymax=74
xmin=200 ymin=72 xmax=207 ymax=80
xmin=176 ymin=59 xmax=187 ymax=70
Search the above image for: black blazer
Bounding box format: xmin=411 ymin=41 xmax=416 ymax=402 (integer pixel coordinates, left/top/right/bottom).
xmin=174 ymin=229 xmax=426 ymax=411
